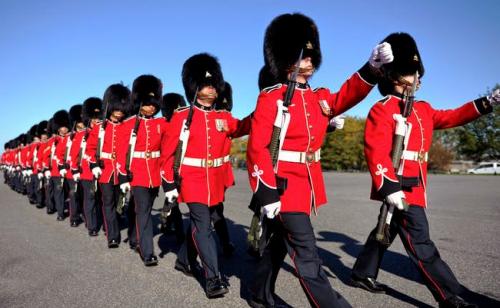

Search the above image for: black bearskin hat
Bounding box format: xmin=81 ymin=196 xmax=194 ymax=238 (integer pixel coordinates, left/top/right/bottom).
xmin=17 ymin=134 xmax=27 ymax=146
xmin=264 ymin=13 xmax=321 ymax=82
xmin=258 ymin=65 xmax=279 ymax=91
xmin=215 ymin=82 xmax=233 ymax=112
xmin=37 ymin=120 xmax=49 ymax=137
xmin=377 ymin=32 xmax=424 ymax=96
xmin=69 ymin=104 xmax=83 ymax=128
xmin=82 ymin=97 xmax=103 ymax=124
xmin=182 ymin=53 xmax=225 ymax=103
xmin=102 ymin=84 xmax=131 ymax=118
xmin=27 ymin=124 xmax=38 ymax=142
xmin=46 ymin=118 xmax=54 ymax=136
xmin=131 ymin=75 xmax=162 ymax=115
xmin=161 ymin=93 xmax=186 ymax=122
xmin=52 ymin=110 xmax=70 ymax=132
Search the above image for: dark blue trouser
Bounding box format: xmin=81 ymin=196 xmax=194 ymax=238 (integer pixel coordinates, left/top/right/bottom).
xmin=131 ymin=186 xmax=158 ymax=259
xmin=352 ymin=205 xmax=462 ymax=302
xmin=67 ymin=179 xmax=83 ymax=222
xmin=81 ymin=180 xmax=99 ymax=232
xmin=252 ymin=213 xmax=351 ymax=308
xmin=100 ymin=182 xmax=121 ymax=243
xmin=52 ymin=176 xmax=65 ymax=218
xmin=178 ymin=203 xmax=220 ymax=279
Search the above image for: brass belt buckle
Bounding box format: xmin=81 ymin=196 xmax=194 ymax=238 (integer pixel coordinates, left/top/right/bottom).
xmin=111 ymin=152 xmax=116 ymax=159
xmin=145 ymin=151 xmax=151 ymax=159
xmin=206 ymin=159 xmax=213 ymax=167
xmin=306 ymin=152 xmax=314 ymax=163
xmin=418 ymin=150 xmax=425 ymax=163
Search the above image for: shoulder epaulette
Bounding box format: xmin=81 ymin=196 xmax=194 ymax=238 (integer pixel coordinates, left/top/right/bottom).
xmin=175 ymin=106 xmax=190 ymax=113
xmin=262 ymin=83 xmax=283 ymax=93
xmin=312 ymin=87 xmax=328 ymax=92
xmin=377 ymin=96 xmax=391 ymax=105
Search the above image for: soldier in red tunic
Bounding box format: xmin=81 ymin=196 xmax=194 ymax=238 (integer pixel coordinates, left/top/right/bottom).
xmin=51 ymin=110 xmax=71 ymax=221
xmin=246 ymin=13 xmax=393 ymax=308
xmin=162 ymin=53 xmax=251 ymax=298
xmin=116 ymin=75 xmax=166 ymax=266
xmin=35 ymin=120 xmax=49 ymax=209
xmin=349 ymin=32 xmax=499 ymax=308
xmin=86 ymin=84 xmax=132 ymax=248
xmin=71 ymin=97 xmax=103 ymax=236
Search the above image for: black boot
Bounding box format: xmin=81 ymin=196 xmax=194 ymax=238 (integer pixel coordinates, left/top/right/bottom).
xmin=350 ymin=275 xmax=387 ymax=294
xmin=439 ymin=296 xmax=477 ymax=308
xmin=205 ymin=277 xmax=229 ymax=298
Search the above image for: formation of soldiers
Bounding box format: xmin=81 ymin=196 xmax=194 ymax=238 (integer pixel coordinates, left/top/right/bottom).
xmin=1 ymin=13 xmax=498 ymax=308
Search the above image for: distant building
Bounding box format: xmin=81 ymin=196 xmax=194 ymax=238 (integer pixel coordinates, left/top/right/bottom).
xmin=448 ymin=160 xmax=474 ymax=174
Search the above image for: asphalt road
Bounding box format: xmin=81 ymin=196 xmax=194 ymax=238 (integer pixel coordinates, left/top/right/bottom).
xmin=1 ymin=171 xmax=499 ymax=308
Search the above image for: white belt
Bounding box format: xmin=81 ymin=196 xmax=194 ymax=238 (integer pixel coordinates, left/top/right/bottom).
xmin=100 ymin=152 xmax=116 ymax=159
xmin=182 ymin=155 xmax=229 ymax=168
xmin=132 ymin=151 xmax=160 ymax=159
xmin=402 ymin=150 xmax=428 ymax=162
xmin=278 ymin=149 xmax=321 ymax=163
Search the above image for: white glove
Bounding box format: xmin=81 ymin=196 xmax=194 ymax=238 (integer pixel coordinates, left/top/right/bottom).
xmin=165 ymin=189 xmax=179 ymax=203
xmin=120 ymin=182 xmax=130 ymax=194
xmin=22 ymin=170 xmax=28 ymax=177
xmin=59 ymin=169 xmax=67 ymax=177
xmin=16 ymin=166 xmax=21 ymax=171
xmin=386 ymin=191 xmax=406 ymax=210
xmin=72 ymin=173 xmax=80 ymax=182
xmin=487 ymin=89 xmax=500 ymax=106
xmin=37 ymin=173 xmax=43 ymax=180
xmin=263 ymin=201 xmax=281 ymax=219
xmin=330 ymin=114 xmax=346 ymax=130
xmin=92 ymin=167 xmax=102 ymax=179
xmin=369 ymin=42 xmax=394 ymax=68
xmin=26 ymin=169 xmax=33 ymax=176
xmin=44 ymin=170 xmax=51 ymax=179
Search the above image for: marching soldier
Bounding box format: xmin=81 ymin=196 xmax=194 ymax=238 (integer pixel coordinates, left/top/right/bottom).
xmin=349 ymin=32 xmax=497 ymax=308
xmin=161 ymin=53 xmax=251 ymax=298
xmin=116 ymin=75 xmax=166 ymax=266
xmin=18 ymin=134 xmax=28 ymax=195
xmin=42 ymin=118 xmax=57 ymax=214
xmin=71 ymin=97 xmax=103 ymax=236
xmin=52 ymin=110 xmax=71 ymax=221
xmin=26 ymin=124 xmax=40 ymax=205
xmin=62 ymin=104 xmax=84 ymax=227
xmin=159 ymin=92 xmax=187 ymax=244
xmin=246 ymin=13 xmax=393 ymax=308
xmin=86 ymin=84 xmax=131 ymax=248
xmin=34 ymin=120 xmax=49 ymax=208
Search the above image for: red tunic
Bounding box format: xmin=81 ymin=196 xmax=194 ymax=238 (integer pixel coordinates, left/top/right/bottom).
xmin=247 ymin=64 xmax=377 ymax=215
xmin=365 ymin=94 xmax=492 ymax=207
xmin=85 ymin=120 xmax=122 ymax=185
xmin=28 ymin=142 xmax=40 ymax=174
xmin=53 ymin=135 xmax=70 ymax=178
xmin=115 ymin=116 xmax=168 ymax=188
xmin=42 ymin=136 xmax=59 ymax=175
xmin=70 ymin=129 xmax=94 ymax=181
xmin=161 ymin=105 xmax=251 ymax=206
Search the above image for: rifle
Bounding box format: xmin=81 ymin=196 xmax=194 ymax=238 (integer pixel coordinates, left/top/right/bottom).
xmin=93 ymin=102 xmax=109 ymax=193
xmin=117 ymin=103 xmax=143 ymax=215
xmin=374 ymin=71 xmax=418 ymax=246
xmin=247 ymin=50 xmax=303 ymax=256
xmin=160 ymin=89 xmax=197 ymax=223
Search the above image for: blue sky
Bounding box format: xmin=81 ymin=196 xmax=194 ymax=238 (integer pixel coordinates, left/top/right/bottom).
xmin=1 ymin=0 xmax=499 ymax=148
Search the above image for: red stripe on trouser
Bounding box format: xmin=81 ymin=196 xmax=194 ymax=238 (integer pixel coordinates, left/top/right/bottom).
xmin=190 ymin=226 xmax=209 ymax=278
xmin=403 ymin=218 xmax=446 ymax=300
xmin=281 ymin=215 xmax=320 ymax=308
xmin=100 ymin=186 xmax=110 ymax=241
xmin=134 ymin=197 xmax=143 ymax=257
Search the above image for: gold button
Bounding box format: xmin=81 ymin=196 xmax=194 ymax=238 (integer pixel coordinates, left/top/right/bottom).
xmin=309 ymin=125 xmax=312 ymax=128
xmin=307 ymin=113 xmax=310 ymax=117
xmin=311 ymin=136 xmax=315 ymax=140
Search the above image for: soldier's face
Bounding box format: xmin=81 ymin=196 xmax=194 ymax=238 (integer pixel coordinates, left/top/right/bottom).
xmin=291 ymin=57 xmax=314 ymax=83
xmin=140 ymin=105 xmax=157 ymax=117
xmin=41 ymin=134 xmax=48 ymax=142
xmin=90 ymin=118 xmax=100 ymax=127
xmin=110 ymin=110 xmax=124 ymax=122
xmin=197 ymin=86 xmax=218 ymax=105
xmin=58 ymin=127 xmax=68 ymax=136
xmin=76 ymin=122 xmax=86 ymax=130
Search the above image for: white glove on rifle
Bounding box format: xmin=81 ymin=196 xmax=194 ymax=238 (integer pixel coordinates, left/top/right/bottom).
xmin=92 ymin=167 xmax=102 ymax=179
xmin=22 ymin=170 xmax=28 ymax=177
xmin=487 ymin=89 xmax=500 ymax=106
xmin=44 ymin=170 xmax=51 ymax=179
xmin=369 ymin=42 xmax=394 ymax=69
xmin=386 ymin=190 xmax=406 ymax=210
xmin=120 ymin=182 xmax=130 ymax=194
xmin=59 ymin=169 xmax=67 ymax=177
xmin=37 ymin=173 xmax=43 ymax=180
xmin=26 ymin=169 xmax=33 ymax=176
xmin=165 ymin=189 xmax=179 ymax=203
xmin=263 ymin=201 xmax=281 ymax=219
xmin=72 ymin=173 xmax=80 ymax=182
xmin=330 ymin=114 xmax=346 ymax=130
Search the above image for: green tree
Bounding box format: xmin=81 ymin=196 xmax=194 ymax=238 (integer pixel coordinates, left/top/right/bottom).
xmin=454 ymin=85 xmax=500 ymax=161
xmin=321 ymin=116 xmax=366 ymax=171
